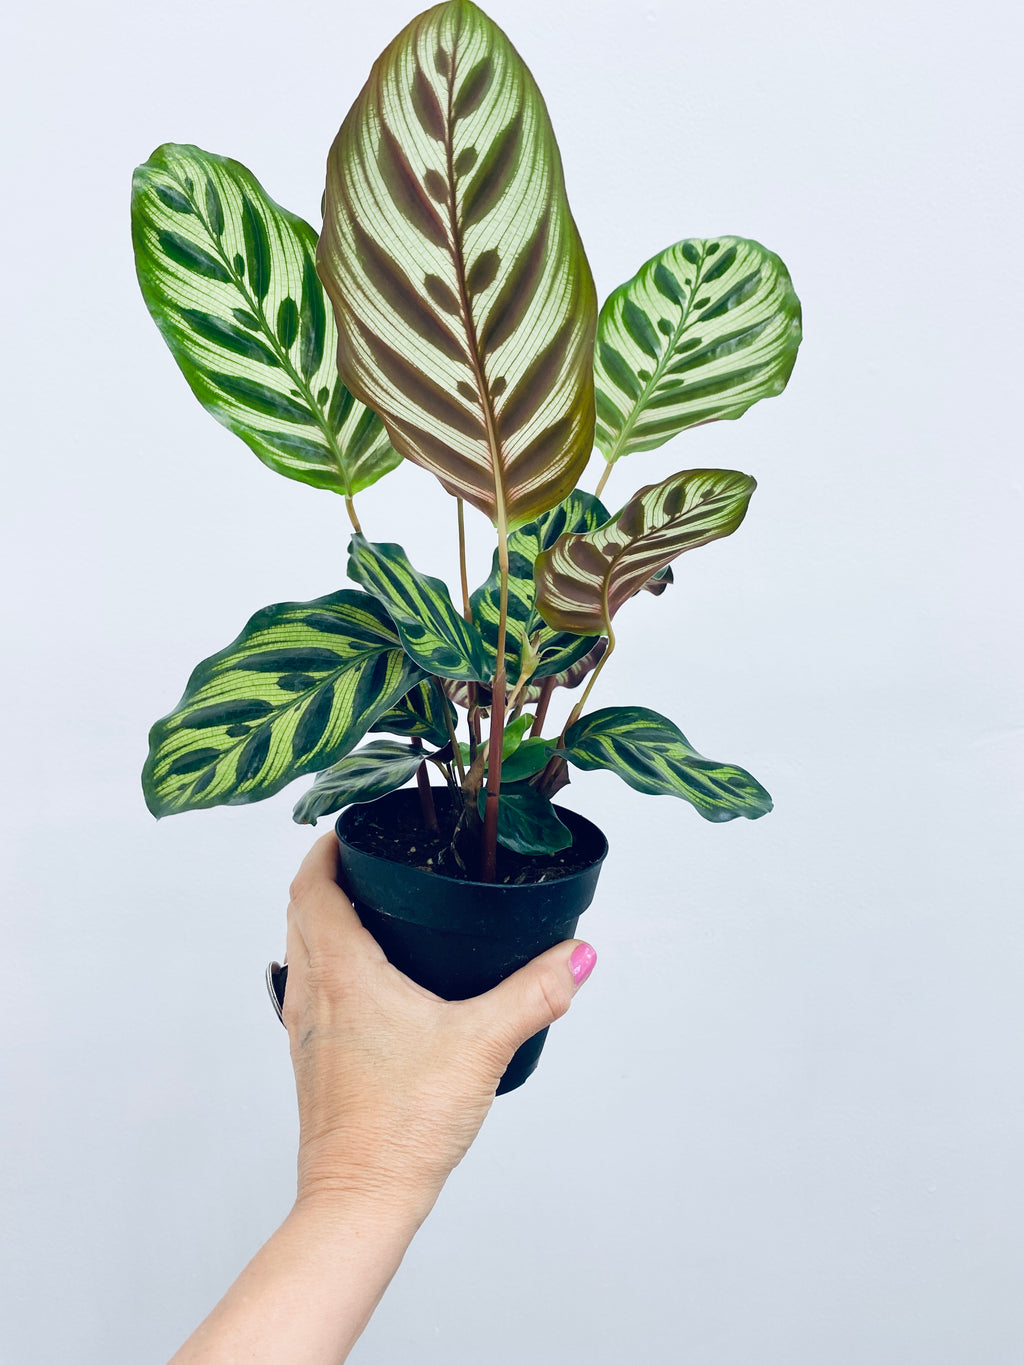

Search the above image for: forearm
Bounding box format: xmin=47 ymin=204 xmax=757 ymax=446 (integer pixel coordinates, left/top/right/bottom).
xmin=169 ymin=1186 xmax=434 ymax=1365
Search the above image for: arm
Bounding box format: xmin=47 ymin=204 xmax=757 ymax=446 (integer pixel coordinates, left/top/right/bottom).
xmin=170 ymin=833 xmax=597 ymax=1364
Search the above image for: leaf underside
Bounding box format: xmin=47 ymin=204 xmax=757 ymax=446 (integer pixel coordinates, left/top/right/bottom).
xmin=535 ymin=468 xmax=756 ymax=636
xmin=293 ymin=740 xmax=425 ymax=824
xmin=317 ymin=0 xmax=597 ymax=529
xmin=132 ymin=142 xmax=400 ymax=496
xmin=595 ymin=235 xmax=802 ymax=465
xmin=565 ymin=707 xmax=772 ymax=822
xmin=143 ymin=591 xmax=424 ymax=816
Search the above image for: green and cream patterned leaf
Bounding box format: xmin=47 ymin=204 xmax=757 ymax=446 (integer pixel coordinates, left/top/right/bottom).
xmin=535 ymin=468 xmax=755 ymax=635
xmin=370 ymin=678 xmax=456 ymax=748
xmin=470 ymin=490 xmax=608 ymax=684
xmin=143 ymin=591 xmax=424 ymax=816
xmin=476 ymin=783 xmax=572 ymax=854
xmin=564 ymin=707 xmax=772 ymax=822
xmin=347 ymin=535 xmax=488 ymax=681
xmin=595 ymin=236 xmax=801 ymax=468
xmin=292 ymin=740 xmax=425 ymax=825
xmin=132 ymin=143 xmax=401 ymax=496
xmin=317 ymin=0 xmax=597 ymax=530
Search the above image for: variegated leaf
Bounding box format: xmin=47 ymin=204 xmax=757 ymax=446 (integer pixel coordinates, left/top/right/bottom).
xmin=476 ymin=783 xmax=572 ymax=854
xmin=371 ymin=679 xmax=455 ymax=748
xmin=471 ymin=491 xmax=608 ymax=684
xmin=293 ymin=740 xmax=425 ymax=825
xmin=595 ymin=236 xmax=801 ymax=469
xmin=143 ymin=591 xmax=424 ymax=816
xmin=317 ymin=0 xmax=597 ymax=531
xmin=132 ymin=143 xmax=401 ymax=496
xmin=564 ymin=707 xmax=772 ymax=822
xmin=535 ymin=468 xmax=755 ymax=635
xmin=347 ymin=535 xmax=488 ymax=681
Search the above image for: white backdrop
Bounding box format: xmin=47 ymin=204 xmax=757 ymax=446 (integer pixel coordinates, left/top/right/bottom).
xmin=3 ymin=0 xmax=1022 ymax=1360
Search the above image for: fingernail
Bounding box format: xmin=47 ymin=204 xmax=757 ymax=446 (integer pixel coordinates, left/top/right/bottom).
xmin=569 ymin=942 xmax=597 ymax=987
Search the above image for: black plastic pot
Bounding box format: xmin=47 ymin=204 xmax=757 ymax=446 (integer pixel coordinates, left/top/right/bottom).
xmin=334 ymin=789 xmax=608 ymax=1094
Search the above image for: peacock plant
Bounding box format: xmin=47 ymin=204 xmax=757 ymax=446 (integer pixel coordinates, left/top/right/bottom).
xmin=134 ymin=0 xmax=801 ymax=882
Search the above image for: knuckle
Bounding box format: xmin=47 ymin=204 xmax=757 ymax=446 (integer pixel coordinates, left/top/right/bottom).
xmin=537 ymin=971 xmax=570 ymax=1025
xmin=288 ymin=870 xmax=311 ymax=903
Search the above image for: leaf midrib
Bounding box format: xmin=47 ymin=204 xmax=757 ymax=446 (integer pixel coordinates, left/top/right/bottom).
xmin=603 ymin=244 xmax=708 ymax=465
xmin=439 ymin=33 xmax=508 ymax=533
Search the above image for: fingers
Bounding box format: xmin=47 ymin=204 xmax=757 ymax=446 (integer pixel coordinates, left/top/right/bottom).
xmin=467 ymin=940 xmax=598 ymax=1054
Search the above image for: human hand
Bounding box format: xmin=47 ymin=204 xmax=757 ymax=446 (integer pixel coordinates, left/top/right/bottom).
xmin=283 ymin=833 xmax=597 ymax=1221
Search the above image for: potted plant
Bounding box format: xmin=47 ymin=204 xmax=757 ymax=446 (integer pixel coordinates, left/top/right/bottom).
xmin=132 ymin=0 xmax=801 ymax=1092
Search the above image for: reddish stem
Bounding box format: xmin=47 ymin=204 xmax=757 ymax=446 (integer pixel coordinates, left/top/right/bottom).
xmin=412 ymin=740 xmax=438 ymax=831
xmin=480 ymin=670 xmax=506 ymax=881
xmin=529 ymin=675 xmax=556 ymax=738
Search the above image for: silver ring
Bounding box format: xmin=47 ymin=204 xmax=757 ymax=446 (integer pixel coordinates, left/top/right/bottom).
xmin=266 ymin=960 xmax=288 ymax=1026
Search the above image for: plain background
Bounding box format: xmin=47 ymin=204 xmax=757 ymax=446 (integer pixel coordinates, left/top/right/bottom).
xmin=2 ymin=0 xmax=1022 ymax=1360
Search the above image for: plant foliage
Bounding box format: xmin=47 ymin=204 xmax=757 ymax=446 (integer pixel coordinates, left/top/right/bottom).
xmin=135 ymin=0 xmax=802 ymax=878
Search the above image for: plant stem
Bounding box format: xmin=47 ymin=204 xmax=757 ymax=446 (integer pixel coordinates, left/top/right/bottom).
xmin=345 ymin=495 xmax=363 ymax=534
xmin=594 ymin=460 xmax=614 ymax=500
xmin=561 ymin=583 xmax=616 ymax=740
xmin=411 ymin=739 xmax=438 ymax=830
xmin=434 ymin=679 xmax=466 ymax=786
xmin=530 ymin=675 xmax=556 ymax=737
xmin=457 ymin=499 xmax=471 ymax=620
xmin=481 ymin=525 xmax=510 ymax=882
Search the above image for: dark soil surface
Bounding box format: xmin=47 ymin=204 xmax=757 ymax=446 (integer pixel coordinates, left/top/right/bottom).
xmin=342 ymin=795 xmax=594 ymax=885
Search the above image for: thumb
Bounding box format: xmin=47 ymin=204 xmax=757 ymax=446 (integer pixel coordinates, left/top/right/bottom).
xmin=470 ymin=940 xmax=598 ymax=1055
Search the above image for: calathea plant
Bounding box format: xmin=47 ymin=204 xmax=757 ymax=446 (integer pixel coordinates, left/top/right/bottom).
xmin=133 ymin=0 xmax=801 ymax=884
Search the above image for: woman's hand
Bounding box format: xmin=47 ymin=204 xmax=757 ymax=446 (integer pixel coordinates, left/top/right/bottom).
xmin=170 ymin=832 xmax=596 ymax=1364
xmin=284 ymin=832 xmax=598 ymax=1221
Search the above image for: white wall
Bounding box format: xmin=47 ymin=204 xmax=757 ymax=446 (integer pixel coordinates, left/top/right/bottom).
xmin=2 ymin=0 xmax=1022 ymax=1360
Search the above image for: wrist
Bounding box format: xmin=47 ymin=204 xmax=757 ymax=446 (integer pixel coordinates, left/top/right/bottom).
xmin=295 ymin=1146 xmax=446 ymax=1230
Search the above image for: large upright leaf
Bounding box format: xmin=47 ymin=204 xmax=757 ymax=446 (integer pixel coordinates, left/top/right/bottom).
xmin=143 ymin=591 xmax=424 ymax=816
xmin=470 ymin=491 xmax=608 ymax=685
xmin=535 ymin=468 xmax=755 ymax=635
xmin=317 ymin=0 xmax=597 ymax=530
xmin=565 ymin=707 xmax=772 ymax=822
xmin=293 ymin=741 xmax=426 ymax=825
xmin=595 ymin=236 xmax=801 ymax=469
xmin=132 ymin=143 xmax=401 ymax=496
xmin=347 ymin=535 xmax=488 ymax=681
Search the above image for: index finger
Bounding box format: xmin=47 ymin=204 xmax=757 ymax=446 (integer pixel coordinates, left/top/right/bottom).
xmin=287 ymin=831 xmax=381 ymax=963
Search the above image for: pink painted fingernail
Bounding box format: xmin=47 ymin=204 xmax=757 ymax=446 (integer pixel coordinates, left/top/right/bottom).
xmin=569 ymin=942 xmax=597 ymax=987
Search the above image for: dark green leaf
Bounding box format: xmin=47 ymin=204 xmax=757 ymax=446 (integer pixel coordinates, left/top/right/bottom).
xmin=293 ymin=740 xmax=425 ymax=824
xmin=564 ymin=706 xmax=772 ymax=822
xmin=476 ymin=783 xmax=572 ymax=854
